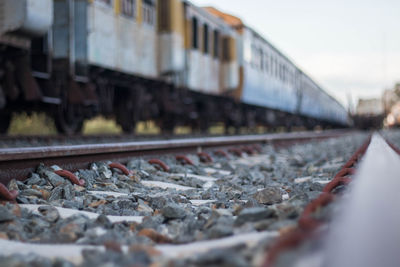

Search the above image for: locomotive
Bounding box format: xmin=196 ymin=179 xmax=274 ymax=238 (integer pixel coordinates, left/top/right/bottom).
xmin=0 ymin=0 xmax=350 ymax=134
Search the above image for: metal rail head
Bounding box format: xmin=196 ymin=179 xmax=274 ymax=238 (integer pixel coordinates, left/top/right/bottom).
xmin=324 ymin=134 xmax=400 ymax=267
xmin=264 ymin=134 xmax=372 ymax=267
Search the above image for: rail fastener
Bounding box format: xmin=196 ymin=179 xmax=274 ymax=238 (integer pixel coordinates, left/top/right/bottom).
xmin=108 ymin=162 xmax=131 ymax=176
xmin=148 ymin=159 xmax=170 ymax=172
xmin=54 ymin=169 xmax=85 ymax=186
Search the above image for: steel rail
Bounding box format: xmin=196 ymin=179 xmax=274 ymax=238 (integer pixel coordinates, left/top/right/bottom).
xmin=325 ymin=134 xmax=400 ymax=267
xmin=264 ymin=133 xmax=400 ymax=267
xmin=0 ymin=133 xmax=211 ymax=146
xmin=0 ymin=130 xmax=351 ymax=185
xmin=264 ymin=133 xmax=372 ymax=267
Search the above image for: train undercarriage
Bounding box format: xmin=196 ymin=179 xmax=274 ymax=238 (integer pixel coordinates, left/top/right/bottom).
xmin=0 ymin=45 xmax=341 ymax=135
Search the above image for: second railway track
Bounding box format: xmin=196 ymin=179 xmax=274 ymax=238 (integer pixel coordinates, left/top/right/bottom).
xmin=1 ymin=129 xmax=394 ymax=267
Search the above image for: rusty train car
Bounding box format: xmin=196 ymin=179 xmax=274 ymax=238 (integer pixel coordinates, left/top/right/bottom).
xmin=0 ymin=0 xmax=350 ymax=134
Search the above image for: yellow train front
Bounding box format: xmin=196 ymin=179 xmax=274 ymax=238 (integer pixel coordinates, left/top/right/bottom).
xmin=0 ymin=0 xmax=349 ymax=134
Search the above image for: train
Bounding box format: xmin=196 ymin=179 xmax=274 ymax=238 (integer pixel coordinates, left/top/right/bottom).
xmin=0 ymin=0 xmax=350 ymax=134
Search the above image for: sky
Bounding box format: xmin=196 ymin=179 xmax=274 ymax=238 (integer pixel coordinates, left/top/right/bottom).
xmin=191 ymin=0 xmax=400 ymax=110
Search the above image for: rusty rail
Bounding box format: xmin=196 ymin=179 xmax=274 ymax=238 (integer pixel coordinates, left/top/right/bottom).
xmin=263 ymin=133 xmax=400 ymax=266
xmin=0 ymin=130 xmax=351 ymax=190
xmin=325 ymin=134 xmax=400 ymax=267
xmin=263 ymin=134 xmax=371 ymax=266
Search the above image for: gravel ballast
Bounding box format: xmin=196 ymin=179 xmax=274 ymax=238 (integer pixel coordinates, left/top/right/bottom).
xmin=0 ymin=132 xmax=371 ymax=267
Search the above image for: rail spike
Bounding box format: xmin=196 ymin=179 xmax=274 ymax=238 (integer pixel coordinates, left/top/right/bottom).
xmin=54 ymin=170 xmax=85 ymax=186
xmin=0 ymin=183 xmax=18 ymax=201
xmin=148 ymin=159 xmax=170 ymax=172
xmin=175 ymin=155 xmax=195 ymax=166
xmin=109 ymin=162 xmax=130 ymax=176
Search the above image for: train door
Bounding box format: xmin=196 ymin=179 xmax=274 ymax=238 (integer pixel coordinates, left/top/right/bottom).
xmin=52 ymin=0 xmax=90 ymax=134
xmin=53 ymin=0 xmax=88 ymax=80
xmin=295 ymin=70 xmax=303 ymax=114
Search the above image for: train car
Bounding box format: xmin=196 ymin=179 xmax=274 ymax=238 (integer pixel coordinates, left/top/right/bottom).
xmin=0 ymin=0 xmax=350 ymax=135
xmin=183 ymin=2 xmax=239 ymax=94
xmin=241 ymin=27 xmax=298 ymax=113
xmin=51 ymin=0 xmax=162 ymax=133
xmin=240 ymin=25 xmax=302 ymax=128
xmin=299 ymin=74 xmax=349 ymax=127
xmin=207 ymin=7 xmax=350 ymax=129
xmin=0 ymin=0 xmax=54 ymax=132
xmin=179 ymin=2 xmax=242 ymax=130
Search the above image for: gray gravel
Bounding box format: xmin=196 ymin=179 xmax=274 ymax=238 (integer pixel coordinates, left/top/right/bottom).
xmin=0 ymin=132 xmax=370 ymax=267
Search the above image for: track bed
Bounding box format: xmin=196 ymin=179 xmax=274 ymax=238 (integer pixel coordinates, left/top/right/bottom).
xmin=0 ymin=130 xmax=377 ymax=266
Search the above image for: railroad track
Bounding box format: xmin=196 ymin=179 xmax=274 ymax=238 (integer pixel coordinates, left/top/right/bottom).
xmin=263 ymin=132 xmax=400 ymax=267
xmin=0 ymin=130 xmax=348 ymax=148
xmin=0 ymin=129 xmax=393 ymax=267
xmin=0 ymin=130 xmax=349 ymax=184
xmin=0 ymin=133 xmax=209 ymax=148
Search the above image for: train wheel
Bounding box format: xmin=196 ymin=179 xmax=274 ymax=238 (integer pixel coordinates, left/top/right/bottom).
xmin=116 ymin=113 xmax=137 ymax=133
xmin=159 ymin=116 xmax=175 ymax=135
xmin=199 ymin=120 xmax=210 ymax=134
xmin=161 ymin=123 xmax=175 ymax=135
xmin=115 ymin=99 xmax=138 ymax=133
xmin=54 ymin=102 xmax=84 ymax=135
xmin=0 ymin=112 xmax=11 ymax=134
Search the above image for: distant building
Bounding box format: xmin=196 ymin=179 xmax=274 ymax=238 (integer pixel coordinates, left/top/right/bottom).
xmin=382 ymin=82 xmax=400 ymax=127
xmin=353 ymin=98 xmax=384 ymax=129
xmin=355 ymin=98 xmax=384 ymax=116
xmin=383 ymin=88 xmax=399 ymax=115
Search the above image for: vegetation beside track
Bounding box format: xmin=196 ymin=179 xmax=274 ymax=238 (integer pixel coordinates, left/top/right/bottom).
xmin=7 ymin=112 xmax=315 ymax=136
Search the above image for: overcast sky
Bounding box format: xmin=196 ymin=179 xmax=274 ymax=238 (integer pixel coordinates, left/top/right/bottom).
xmin=191 ymin=0 xmax=400 ymax=109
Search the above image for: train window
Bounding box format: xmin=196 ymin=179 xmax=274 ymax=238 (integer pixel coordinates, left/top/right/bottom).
xmin=290 ymin=70 xmax=293 ymax=84
xmin=143 ymin=0 xmax=155 ymax=25
xmin=270 ymin=57 xmax=274 ymax=75
xmin=213 ymin=30 xmax=219 ymax=59
xmin=97 ymin=0 xmax=112 ymax=5
xmin=264 ymin=53 xmax=269 ymax=73
xmin=290 ymin=70 xmax=293 ymax=85
xmin=283 ymin=66 xmax=286 ymax=82
xmin=192 ymin=17 xmax=198 ymax=49
xmin=250 ymin=45 xmax=254 ymax=66
xmin=293 ymin=72 xmax=296 ymax=85
xmin=159 ymin=0 xmax=170 ymax=31
xmin=270 ymin=56 xmax=273 ymax=75
xmin=251 ymin=44 xmax=256 ymax=67
xmin=286 ymin=70 xmax=290 ymax=84
xmin=255 ymin=46 xmax=260 ymax=69
xmin=277 ymin=63 xmax=280 ymax=80
xmin=272 ymin=58 xmax=276 ymax=77
xmin=203 ymin=24 xmax=209 ymax=54
xmin=223 ymin=38 xmax=230 ymax=61
xmin=259 ymin=49 xmax=264 ymax=71
xmin=122 ymin=0 xmax=136 ymax=18
xmin=282 ymin=66 xmax=286 ymax=82
xmin=286 ymin=68 xmax=289 ymax=83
